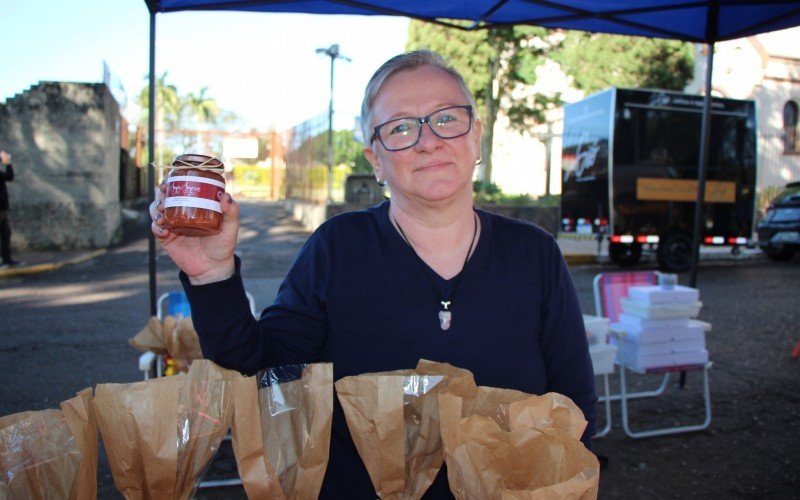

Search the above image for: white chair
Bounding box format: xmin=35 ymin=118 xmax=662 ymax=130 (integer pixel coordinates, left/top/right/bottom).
xmin=138 ymin=291 xmax=257 ymax=380
xmin=593 ymin=270 xmax=712 ymax=438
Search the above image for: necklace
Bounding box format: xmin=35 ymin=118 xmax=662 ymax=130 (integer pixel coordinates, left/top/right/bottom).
xmin=393 ymin=210 xmax=478 ymax=331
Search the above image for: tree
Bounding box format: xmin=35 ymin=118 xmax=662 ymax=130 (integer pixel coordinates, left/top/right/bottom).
xmin=137 ymin=72 xmax=182 ymax=129
xmin=181 ymin=86 xmax=221 ymax=151
xmin=136 ymin=75 xmax=238 ymax=163
xmin=136 ymin=72 xmax=183 ymax=165
xmin=310 ymin=129 xmax=372 ymax=172
xmin=553 ymin=32 xmax=694 ymax=94
xmin=183 ymin=86 xmax=221 ymax=128
xmin=406 ymin=22 xmax=564 ymax=186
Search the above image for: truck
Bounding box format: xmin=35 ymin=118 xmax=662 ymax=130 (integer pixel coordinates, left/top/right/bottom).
xmin=560 ymin=87 xmax=757 ymax=271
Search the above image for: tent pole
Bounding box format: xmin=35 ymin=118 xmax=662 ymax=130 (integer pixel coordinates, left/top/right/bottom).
xmin=688 ymin=42 xmax=715 ymax=289
xmin=147 ymin=10 xmax=157 ymax=316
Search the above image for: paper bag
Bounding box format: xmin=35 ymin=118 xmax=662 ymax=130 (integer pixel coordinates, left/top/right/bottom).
xmin=0 ymin=389 xmax=98 ymax=499
xmin=93 ymin=360 xmax=236 ymax=499
xmin=129 ymin=316 xmax=168 ymax=355
xmin=231 ymin=363 xmax=333 ymax=499
xmin=129 ymin=315 xmax=203 ymax=373
xmin=335 ymin=359 xmax=477 ymax=499
xmin=163 ymin=315 xmax=203 ymax=363
xmin=439 ymin=388 xmax=599 ymax=500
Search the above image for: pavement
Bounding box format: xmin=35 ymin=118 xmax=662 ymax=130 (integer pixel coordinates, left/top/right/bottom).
xmin=0 ymin=203 xmax=765 ymax=279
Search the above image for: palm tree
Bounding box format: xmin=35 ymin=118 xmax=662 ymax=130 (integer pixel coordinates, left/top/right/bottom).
xmin=137 ymin=72 xmax=183 ymax=164
xmin=182 ymin=86 xmax=221 ymax=152
xmin=184 ymin=86 xmax=220 ymax=128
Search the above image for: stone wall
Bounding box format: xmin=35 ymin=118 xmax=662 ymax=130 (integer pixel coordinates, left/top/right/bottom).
xmin=0 ymin=82 xmax=121 ymax=249
xmin=294 ymin=199 xmax=559 ymax=236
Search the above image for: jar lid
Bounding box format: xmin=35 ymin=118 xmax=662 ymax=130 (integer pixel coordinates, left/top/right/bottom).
xmin=172 ymin=154 xmax=223 ymax=167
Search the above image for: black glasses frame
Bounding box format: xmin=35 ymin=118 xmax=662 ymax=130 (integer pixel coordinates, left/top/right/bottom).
xmin=370 ymin=105 xmax=473 ymax=152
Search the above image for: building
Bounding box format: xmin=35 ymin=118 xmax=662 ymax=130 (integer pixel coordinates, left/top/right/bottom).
xmin=685 ymin=26 xmax=800 ymax=193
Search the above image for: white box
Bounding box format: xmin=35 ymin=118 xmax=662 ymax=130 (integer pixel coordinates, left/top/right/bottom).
xmin=618 ymin=313 xmax=690 ymax=330
xmin=617 ymin=336 xmax=706 ymax=358
xmin=618 ymin=349 xmax=709 ymax=371
xmin=583 ymin=314 xmax=610 ymax=345
xmin=620 ymin=298 xmax=702 ymax=318
xmin=611 ymin=322 xmax=705 ymax=343
xmin=627 ymin=285 xmax=700 ymax=304
xmin=590 ymin=343 xmax=618 ymax=375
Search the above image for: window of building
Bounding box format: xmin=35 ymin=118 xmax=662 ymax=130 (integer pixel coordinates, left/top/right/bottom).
xmin=785 ymin=101 xmax=799 ymax=154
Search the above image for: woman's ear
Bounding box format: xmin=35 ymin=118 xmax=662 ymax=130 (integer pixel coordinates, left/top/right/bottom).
xmin=364 ymin=147 xmax=384 ymax=183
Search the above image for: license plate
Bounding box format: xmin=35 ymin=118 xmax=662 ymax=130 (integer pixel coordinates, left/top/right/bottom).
xmin=772 ymin=231 xmax=800 ymax=243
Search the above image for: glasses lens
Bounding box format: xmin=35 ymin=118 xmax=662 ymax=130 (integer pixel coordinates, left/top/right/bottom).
xmin=378 ymin=118 xmax=420 ymax=151
xmin=429 ymin=106 xmax=472 ymax=139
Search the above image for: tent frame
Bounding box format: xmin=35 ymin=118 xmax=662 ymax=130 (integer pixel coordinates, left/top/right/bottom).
xmin=143 ymin=0 xmax=800 ymax=313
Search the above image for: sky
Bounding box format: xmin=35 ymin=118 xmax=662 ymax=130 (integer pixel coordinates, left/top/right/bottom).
xmin=0 ymin=1 xmax=411 ymax=132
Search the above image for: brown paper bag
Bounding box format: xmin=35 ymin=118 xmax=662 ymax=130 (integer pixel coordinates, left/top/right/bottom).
xmin=129 ymin=316 xmax=168 ymax=355
xmin=129 ymin=315 xmax=203 ymax=374
xmin=93 ymin=360 xmax=236 ymax=499
xmin=0 ymin=389 xmax=98 ymax=500
xmin=231 ymin=362 xmax=333 ymax=500
xmin=335 ymin=359 xmax=477 ymax=499
xmin=439 ymin=388 xmax=599 ymax=500
xmin=163 ymin=315 xmax=203 ymax=363
xmin=60 ymin=389 xmax=99 ymax=500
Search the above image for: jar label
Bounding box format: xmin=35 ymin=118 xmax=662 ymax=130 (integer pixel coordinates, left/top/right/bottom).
xmin=165 ymin=176 xmax=225 ymax=213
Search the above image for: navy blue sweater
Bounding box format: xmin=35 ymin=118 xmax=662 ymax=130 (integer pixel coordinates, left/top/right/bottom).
xmin=183 ymin=201 xmax=597 ymax=499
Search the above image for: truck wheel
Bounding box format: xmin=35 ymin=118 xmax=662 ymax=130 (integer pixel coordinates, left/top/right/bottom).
xmin=609 ymin=242 xmax=642 ymax=266
xmin=762 ymin=246 xmax=794 ymax=261
xmin=657 ymin=232 xmax=692 ymax=272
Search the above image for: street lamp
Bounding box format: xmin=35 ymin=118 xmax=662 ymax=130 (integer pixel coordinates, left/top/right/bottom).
xmin=316 ymin=44 xmax=350 ymax=203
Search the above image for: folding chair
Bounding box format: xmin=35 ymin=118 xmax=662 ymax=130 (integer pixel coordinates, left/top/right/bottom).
xmin=139 ymin=290 xmax=258 ymax=380
xmin=593 ymin=270 xmax=712 ymax=438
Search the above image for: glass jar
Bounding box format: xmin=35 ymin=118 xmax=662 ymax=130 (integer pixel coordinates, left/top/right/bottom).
xmin=163 ymin=154 xmax=225 ymax=236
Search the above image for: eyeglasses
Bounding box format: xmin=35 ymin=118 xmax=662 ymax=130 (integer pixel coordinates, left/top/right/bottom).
xmin=370 ymin=105 xmax=473 ymax=152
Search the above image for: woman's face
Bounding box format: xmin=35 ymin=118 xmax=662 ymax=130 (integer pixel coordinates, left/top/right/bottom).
xmin=364 ymin=65 xmax=482 ymax=206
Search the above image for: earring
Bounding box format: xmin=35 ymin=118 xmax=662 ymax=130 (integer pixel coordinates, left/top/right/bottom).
xmin=376 ymin=177 xmax=386 ymax=186
xmin=475 ymin=158 xmax=482 ymax=166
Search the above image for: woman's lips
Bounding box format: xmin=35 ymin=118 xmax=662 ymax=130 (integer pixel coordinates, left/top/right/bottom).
xmin=414 ymin=161 xmax=450 ymax=172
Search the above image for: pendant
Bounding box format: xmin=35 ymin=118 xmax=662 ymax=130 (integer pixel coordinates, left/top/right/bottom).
xmin=439 ymin=301 xmax=452 ymax=331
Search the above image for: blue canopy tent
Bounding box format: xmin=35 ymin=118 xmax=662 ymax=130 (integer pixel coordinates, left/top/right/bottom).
xmin=142 ymin=0 xmax=800 ymax=313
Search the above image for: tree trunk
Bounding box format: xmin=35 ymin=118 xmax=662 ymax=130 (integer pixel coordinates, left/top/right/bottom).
xmin=544 ymin=122 xmax=552 ymax=197
xmin=480 ymin=30 xmax=500 ymax=187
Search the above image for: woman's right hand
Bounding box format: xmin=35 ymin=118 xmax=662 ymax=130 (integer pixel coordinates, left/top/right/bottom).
xmin=149 ymin=182 xmax=239 ymax=285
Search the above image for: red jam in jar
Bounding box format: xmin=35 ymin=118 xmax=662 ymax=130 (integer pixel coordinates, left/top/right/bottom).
xmin=163 ymin=154 xmax=226 ymax=236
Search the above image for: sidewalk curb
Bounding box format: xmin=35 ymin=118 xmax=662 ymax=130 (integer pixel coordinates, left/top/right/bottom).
xmin=0 ymin=249 xmax=107 ymax=279
xmin=564 ymin=254 xmax=600 ymax=266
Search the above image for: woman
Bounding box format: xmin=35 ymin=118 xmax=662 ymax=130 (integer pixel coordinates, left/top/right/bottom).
xmin=151 ymin=50 xmax=596 ymax=498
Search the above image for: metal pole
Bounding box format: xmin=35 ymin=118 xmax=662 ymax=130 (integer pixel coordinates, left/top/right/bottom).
xmin=147 ymin=10 xmax=157 ymax=316
xmin=689 ymin=0 xmax=719 ymax=288
xmin=689 ymin=43 xmax=715 ymax=289
xmin=317 ymin=44 xmax=349 ymax=204
xmin=327 ymin=52 xmax=334 ymax=204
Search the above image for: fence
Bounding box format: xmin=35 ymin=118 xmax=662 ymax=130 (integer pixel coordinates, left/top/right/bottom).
xmin=281 ymin=113 xmax=332 ymax=203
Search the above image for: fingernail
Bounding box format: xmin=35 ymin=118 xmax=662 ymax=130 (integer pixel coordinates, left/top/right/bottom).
xmin=154 ymin=213 xmax=162 ymax=222
xmin=156 ymin=199 xmax=162 ymax=207
xmin=158 ymin=226 xmax=165 ymax=234
xmin=226 ymin=194 xmax=233 ymax=203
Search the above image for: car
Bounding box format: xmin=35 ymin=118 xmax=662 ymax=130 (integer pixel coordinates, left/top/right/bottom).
xmin=757 ymin=181 xmax=800 ymax=261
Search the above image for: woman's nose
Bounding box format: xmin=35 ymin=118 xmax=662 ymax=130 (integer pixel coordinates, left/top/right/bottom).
xmin=414 ymin=123 xmax=442 ymax=151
